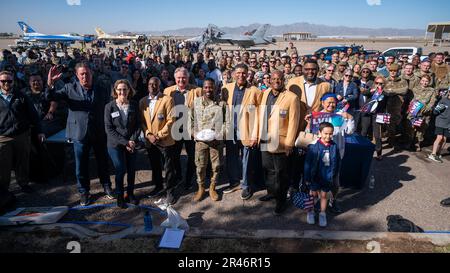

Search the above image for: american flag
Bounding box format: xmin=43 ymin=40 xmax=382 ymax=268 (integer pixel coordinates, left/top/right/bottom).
xmin=411 ymin=118 xmax=424 ymax=127
xmin=376 ymin=113 xmax=391 ymax=124
xmin=292 ymin=192 xmax=315 ymax=210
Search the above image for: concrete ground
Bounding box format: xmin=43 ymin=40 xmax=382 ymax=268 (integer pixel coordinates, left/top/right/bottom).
xmin=4 ymin=140 xmax=450 ymax=235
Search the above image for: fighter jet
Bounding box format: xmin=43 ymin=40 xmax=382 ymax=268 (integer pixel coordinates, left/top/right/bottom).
xmin=95 ymin=27 xmax=144 ymax=44
xmin=17 ymin=21 xmax=94 ymax=43
xmin=186 ymin=24 xmax=275 ymax=49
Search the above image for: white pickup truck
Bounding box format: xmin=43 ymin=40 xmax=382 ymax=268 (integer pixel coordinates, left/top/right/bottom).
xmin=381 ymin=47 xmax=427 ymax=62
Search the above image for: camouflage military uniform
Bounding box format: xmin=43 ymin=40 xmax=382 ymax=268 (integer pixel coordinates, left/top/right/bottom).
xmin=437 ymin=72 xmax=450 ymax=91
xmin=399 ymin=73 xmax=420 ymax=142
xmin=348 ymin=55 xmax=358 ymax=68
xmin=384 ymin=76 xmax=408 ymax=144
xmin=284 ymin=73 xmax=296 ymax=85
xmin=189 ymin=97 xmax=228 ymax=186
xmin=431 ymin=63 xmax=450 ymax=89
xmin=414 ymin=71 xmax=436 ymax=88
xmin=407 ymin=86 xmax=437 ymax=146
xmin=317 ymin=59 xmax=326 ymax=71
xmin=180 ymin=48 xmax=191 ymax=59
xmin=332 ymin=71 xmax=344 ymax=82
xmin=357 ymin=58 xmax=366 ymax=67
xmin=286 ymin=48 xmax=297 ymax=57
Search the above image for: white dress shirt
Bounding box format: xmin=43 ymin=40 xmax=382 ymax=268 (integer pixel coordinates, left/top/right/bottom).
xmin=304 ymin=80 xmax=317 ymax=108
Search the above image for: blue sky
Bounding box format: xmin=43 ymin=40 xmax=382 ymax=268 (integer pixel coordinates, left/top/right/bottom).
xmin=0 ymin=0 xmax=449 ymax=34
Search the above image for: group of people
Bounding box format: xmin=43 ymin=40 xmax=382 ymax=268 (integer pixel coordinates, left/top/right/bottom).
xmin=1 ymin=39 xmax=450 ymax=227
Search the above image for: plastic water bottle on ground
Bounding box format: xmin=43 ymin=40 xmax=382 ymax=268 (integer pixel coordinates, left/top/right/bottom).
xmin=144 ymin=211 xmax=153 ymax=232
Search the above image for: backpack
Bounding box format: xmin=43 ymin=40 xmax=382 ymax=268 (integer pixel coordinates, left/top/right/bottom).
xmin=386 ymin=215 xmax=424 ymax=233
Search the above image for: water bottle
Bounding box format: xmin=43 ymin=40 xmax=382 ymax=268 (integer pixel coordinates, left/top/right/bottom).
xmin=369 ymin=175 xmax=375 ymax=190
xmin=144 ymin=211 xmax=153 ymax=232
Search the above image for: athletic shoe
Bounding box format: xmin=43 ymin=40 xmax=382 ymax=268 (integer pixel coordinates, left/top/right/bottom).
xmin=223 ymin=183 xmax=241 ymax=194
xmin=306 ymin=211 xmax=315 ymax=225
xmin=319 ymin=212 xmax=328 ymax=227
xmin=104 ymin=186 xmax=115 ymax=200
xmin=80 ymin=193 xmax=90 ymax=206
xmin=428 ymin=154 xmax=443 ymax=163
xmin=241 ymin=188 xmax=253 ymax=200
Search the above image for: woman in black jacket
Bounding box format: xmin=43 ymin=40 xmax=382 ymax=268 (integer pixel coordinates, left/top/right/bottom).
xmin=360 ymin=76 xmax=388 ymax=161
xmin=104 ymin=79 xmax=141 ymax=208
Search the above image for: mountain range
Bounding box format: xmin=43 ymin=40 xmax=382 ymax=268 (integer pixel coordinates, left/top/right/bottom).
xmin=116 ymin=22 xmax=425 ymax=37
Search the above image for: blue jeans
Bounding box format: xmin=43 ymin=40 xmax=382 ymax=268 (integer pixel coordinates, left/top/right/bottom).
xmin=108 ymin=146 xmax=137 ymax=195
xmin=225 ymin=140 xmax=252 ymax=190
xmin=73 ymin=140 xmax=111 ymax=194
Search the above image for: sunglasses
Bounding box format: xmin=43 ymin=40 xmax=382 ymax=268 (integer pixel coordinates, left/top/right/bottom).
xmin=327 ymin=70 xmax=335 ymax=72
xmin=362 ymin=70 xmax=370 ymax=74
xmin=344 ymin=75 xmax=352 ymax=77
xmin=375 ymin=82 xmax=384 ymax=85
xmin=0 ymin=80 xmax=13 ymax=84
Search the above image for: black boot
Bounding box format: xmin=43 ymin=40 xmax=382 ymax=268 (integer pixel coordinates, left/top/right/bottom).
xmin=125 ymin=191 xmax=139 ymax=205
xmin=117 ymin=194 xmax=127 ymax=209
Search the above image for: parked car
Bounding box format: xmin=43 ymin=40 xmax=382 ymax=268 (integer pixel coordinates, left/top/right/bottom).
xmin=380 ymin=47 xmax=427 ymax=62
xmin=314 ymin=45 xmax=364 ymax=61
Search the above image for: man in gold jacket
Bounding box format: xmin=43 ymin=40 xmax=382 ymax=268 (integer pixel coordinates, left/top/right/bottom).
xmin=164 ymin=67 xmax=202 ymax=190
xmin=140 ymin=77 xmax=177 ymax=205
xmin=257 ymin=70 xmax=301 ymax=215
xmin=221 ymin=63 xmax=263 ymax=200
xmin=286 ymin=60 xmax=331 ymax=129
xmin=285 ymin=60 xmax=331 ymax=202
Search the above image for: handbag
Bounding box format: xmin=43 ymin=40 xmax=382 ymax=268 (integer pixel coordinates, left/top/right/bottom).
xmin=295 ymin=131 xmax=319 ymax=148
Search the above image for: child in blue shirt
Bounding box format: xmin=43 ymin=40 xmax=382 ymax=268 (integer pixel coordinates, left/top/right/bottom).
xmin=304 ymin=122 xmax=341 ymax=227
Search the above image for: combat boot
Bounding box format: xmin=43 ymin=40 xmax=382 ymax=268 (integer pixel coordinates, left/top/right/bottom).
xmin=193 ymin=184 xmax=205 ymax=202
xmin=209 ymin=183 xmax=219 ymax=202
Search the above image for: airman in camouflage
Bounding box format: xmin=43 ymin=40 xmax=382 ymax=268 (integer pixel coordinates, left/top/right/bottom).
xmin=406 ymin=75 xmax=437 ymax=151
xmin=333 ymin=62 xmax=347 ymax=82
xmin=431 ymin=53 xmax=450 ymax=90
xmin=384 ymin=64 xmax=409 ymax=147
xmin=399 ymin=63 xmax=420 ymax=143
xmin=414 ymin=60 xmax=436 ymax=88
xmin=189 ymin=79 xmax=228 ymax=202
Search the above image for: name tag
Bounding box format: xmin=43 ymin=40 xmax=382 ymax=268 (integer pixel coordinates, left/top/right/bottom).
xmin=111 ymin=111 xmax=120 ymax=118
xmin=157 ymin=113 xmax=165 ymax=120
xmin=280 ymin=110 xmax=288 ymax=118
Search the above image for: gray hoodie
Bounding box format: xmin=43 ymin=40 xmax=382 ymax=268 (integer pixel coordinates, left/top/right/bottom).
xmin=435 ymin=95 xmax=450 ymax=129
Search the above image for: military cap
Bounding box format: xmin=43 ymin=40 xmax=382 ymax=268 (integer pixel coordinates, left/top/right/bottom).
xmin=338 ymin=61 xmax=348 ymax=66
xmin=362 ymin=64 xmax=371 ymax=70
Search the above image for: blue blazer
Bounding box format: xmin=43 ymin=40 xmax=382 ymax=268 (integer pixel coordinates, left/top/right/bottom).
xmin=335 ymin=81 xmax=360 ymax=111
xmin=47 ymin=81 xmax=111 ymax=142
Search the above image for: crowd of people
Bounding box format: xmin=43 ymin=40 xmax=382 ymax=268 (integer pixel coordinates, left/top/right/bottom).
xmin=1 ymin=39 xmax=450 ymax=227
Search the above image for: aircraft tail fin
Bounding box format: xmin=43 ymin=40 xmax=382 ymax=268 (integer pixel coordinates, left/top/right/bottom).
xmin=18 ymin=21 xmax=36 ymax=34
xmin=252 ymin=24 xmax=270 ymax=39
xmin=95 ymin=27 xmax=106 ymax=37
